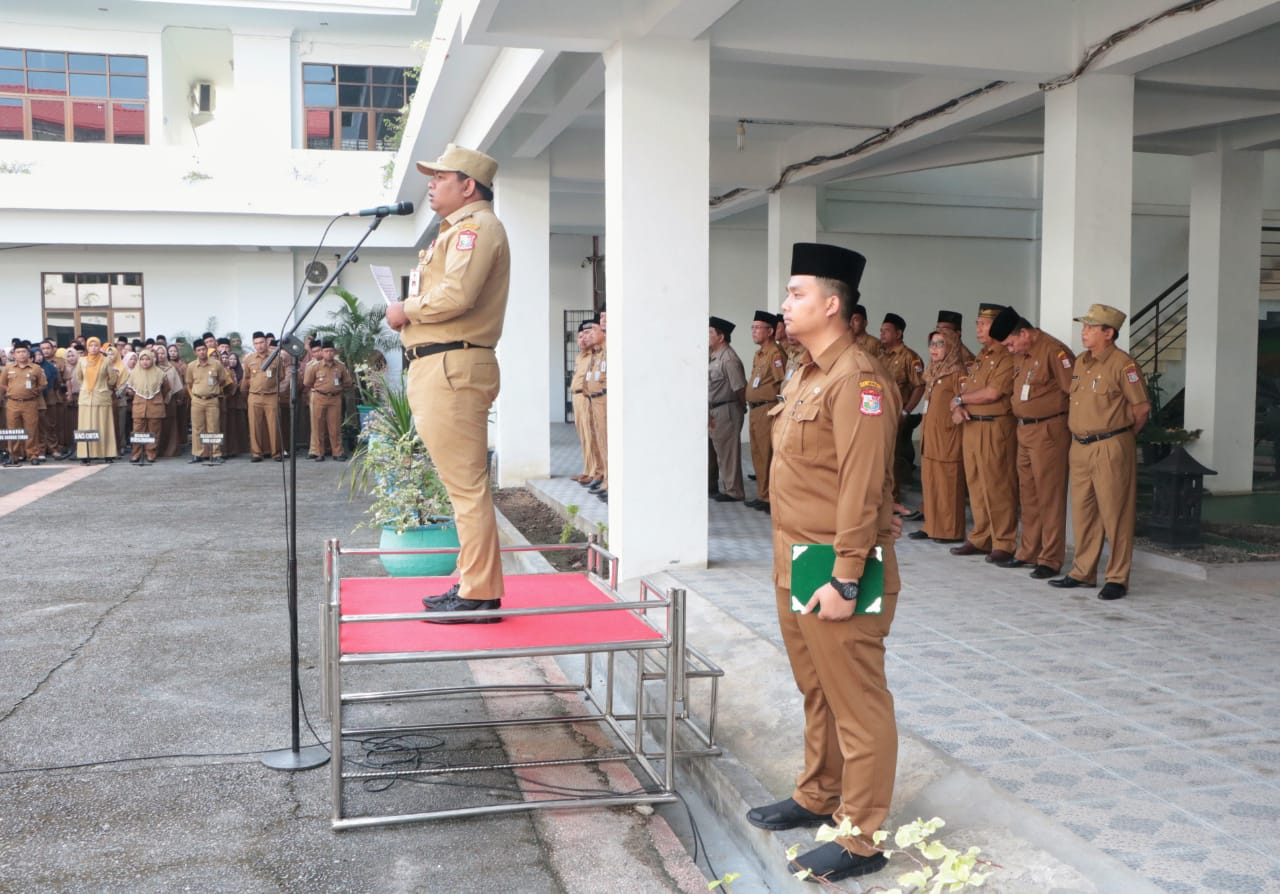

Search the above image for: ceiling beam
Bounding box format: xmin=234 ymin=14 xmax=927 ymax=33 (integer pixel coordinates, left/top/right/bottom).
xmin=514 ymin=57 xmax=604 ymax=158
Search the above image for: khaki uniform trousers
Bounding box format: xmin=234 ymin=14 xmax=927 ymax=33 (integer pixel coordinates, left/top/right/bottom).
xmin=961 ymin=416 xmax=1018 ymax=552
xmin=586 ymin=392 xmax=608 ymax=488
xmin=408 ymin=349 xmax=504 ymax=602
xmin=709 ymin=404 xmax=745 ymax=499
xmin=1067 ymin=432 xmax=1137 ymax=587
xmin=747 ymin=403 xmax=775 ymax=502
xmin=1014 ymin=415 xmax=1070 ymax=570
xmin=774 ymin=585 xmax=898 ymax=857
xmin=5 ymin=399 xmax=40 ymax=460
xmin=921 ymin=456 xmax=967 ymax=540
xmin=573 ymin=391 xmax=601 ymax=479
xmin=130 ymin=417 xmax=161 ymax=462
xmin=247 ymin=394 xmax=281 ymax=458
xmin=42 ymin=401 xmax=65 ymax=455
xmin=891 ymin=415 xmax=922 ymax=502
xmin=191 ymin=396 xmax=223 ymax=458
xmin=309 ymin=393 xmax=344 ymax=457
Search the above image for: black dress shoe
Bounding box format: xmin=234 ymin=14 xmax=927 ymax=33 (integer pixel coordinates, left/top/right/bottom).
xmin=744 ymin=499 xmax=762 ymax=509
xmin=949 ymin=541 xmax=988 ymax=556
xmin=903 ymin=509 xmax=924 ymax=521
xmin=422 ymin=593 xmax=502 ymax=625
xmin=597 ymin=491 xmax=608 ymax=503
xmin=422 ymin=583 xmax=461 ymax=609
xmin=1029 ymin=564 xmax=1059 ymax=579
xmin=907 ymin=530 xmax=931 ymax=540
xmin=1049 ymin=576 xmax=1093 ymax=589
xmin=585 ymin=478 xmax=603 ymax=489
xmin=1098 ymin=582 xmax=1127 ymax=600
xmin=747 ymin=473 xmax=757 ymax=481
xmin=274 ymin=455 xmax=283 ymax=462
xmin=209 ymin=457 xmax=224 ymax=466
xmin=745 ymin=798 xmax=834 ymax=831
xmin=250 ymin=456 xmax=263 ymax=463
xmin=334 ymin=454 xmax=348 ymax=462
xmin=713 ymin=493 xmax=743 ymax=503
xmin=754 ymin=501 xmax=770 ymax=513
xmin=985 ymin=549 xmax=1015 ymax=564
xmin=994 ymin=556 xmax=1029 ymax=568
xmin=790 ymin=842 xmax=887 ymax=883
xmin=932 ymin=537 xmax=962 ymax=544
xmin=314 ymin=455 xmax=326 ymax=462
xmin=188 ymin=456 xmax=204 ymax=464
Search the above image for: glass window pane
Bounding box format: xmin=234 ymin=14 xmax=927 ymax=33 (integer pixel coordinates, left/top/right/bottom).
xmin=113 ymin=280 xmax=143 ymax=308
xmin=70 ymin=73 xmax=108 ymax=97
xmin=46 ymin=313 xmax=76 ymax=347
xmin=0 ymin=49 xmax=22 ymax=68
xmin=109 ymin=55 xmax=147 ymax=75
xmin=79 ymin=272 xmax=110 ymax=284
xmin=113 ymin=310 xmax=142 ymax=338
xmin=374 ymin=111 xmax=400 ymax=150
xmin=28 ymin=71 xmax=67 ymax=95
xmin=337 ymin=65 xmax=369 ymax=84
xmin=305 ymin=109 xmax=332 ymax=148
xmin=372 ymin=85 xmax=403 ymax=109
xmin=111 ymin=103 xmax=145 ymax=143
xmin=303 ymin=83 xmax=336 ymax=106
xmin=303 ymin=64 xmax=334 ymax=83
xmin=0 ymin=68 xmax=22 ymax=91
xmin=371 ymin=66 xmax=403 ymax=85
xmin=338 ymin=83 xmax=370 ymax=106
xmin=120 ymin=273 xmax=142 ymax=287
xmin=69 ymin=54 xmax=107 ymax=73
xmin=0 ymin=97 xmax=22 ymax=140
xmin=79 ymin=284 xmax=109 ymax=306
xmin=109 ymin=75 xmax=147 ymax=99
xmin=340 ymin=110 xmax=368 ymax=150
xmin=80 ymin=313 xmax=108 ymax=344
xmin=43 ymin=274 xmax=77 ymax=308
xmin=72 ymin=101 xmax=106 ymax=142
xmin=30 ymin=99 xmax=64 ymax=140
xmin=27 ymin=51 xmax=66 ymax=71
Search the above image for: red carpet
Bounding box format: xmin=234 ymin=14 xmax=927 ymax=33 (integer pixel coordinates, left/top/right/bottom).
xmin=339 ymin=573 xmax=663 ymax=655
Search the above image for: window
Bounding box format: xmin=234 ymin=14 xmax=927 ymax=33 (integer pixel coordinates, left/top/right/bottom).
xmin=303 ymin=63 xmax=415 ymax=150
xmin=42 ymin=273 xmax=144 ymax=346
xmin=0 ymin=48 xmax=147 ymax=144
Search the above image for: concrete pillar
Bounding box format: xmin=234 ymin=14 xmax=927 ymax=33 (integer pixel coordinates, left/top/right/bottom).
xmin=767 ymin=186 xmax=817 ymax=312
xmin=603 ymin=38 xmax=710 ymax=578
xmin=231 ymin=31 xmax=292 ymax=149
xmin=494 ymin=155 xmax=552 ymax=487
xmin=1039 ymin=75 xmax=1134 ymax=347
xmin=1185 ymin=148 xmax=1263 ymax=494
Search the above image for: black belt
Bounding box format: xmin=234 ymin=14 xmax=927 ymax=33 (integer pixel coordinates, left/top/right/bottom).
xmin=747 ymin=400 xmax=773 ymax=409
xmin=709 ymin=399 xmax=738 ymax=409
xmin=1017 ymin=411 xmax=1066 ymax=426
xmin=1074 ymin=426 xmax=1131 ymax=445
xmin=967 ymin=414 xmax=1004 ymax=422
xmin=7 ymin=397 xmax=36 ymax=402
xmin=313 ymin=391 xmax=340 ymax=397
xmin=409 ymin=341 xmax=492 ymax=360
xmin=572 ymin=389 xmax=584 ymax=395
xmin=586 ymin=390 xmax=607 ymax=398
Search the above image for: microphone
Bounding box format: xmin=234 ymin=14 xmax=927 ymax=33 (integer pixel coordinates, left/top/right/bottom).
xmin=348 ymin=201 xmax=414 ymax=217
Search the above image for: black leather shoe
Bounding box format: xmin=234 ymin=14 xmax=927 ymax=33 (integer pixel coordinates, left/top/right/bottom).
xmin=949 ymin=541 xmax=988 ymax=556
xmin=250 ymin=456 xmax=263 ymax=463
xmin=422 ymin=584 xmax=461 ymax=609
xmin=274 ymin=455 xmax=283 ymax=462
xmin=790 ymin=842 xmax=887 ymax=883
xmin=747 ymin=473 xmax=757 ymax=481
xmin=334 ymin=454 xmax=348 ymax=462
xmin=597 ymin=491 xmax=608 ymax=503
xmin=306 ymin=453 xmax=319 ymax=460
xmin=1049 ymin=576 xmax=1093 ymax=589
xmin=903 ymin=509 xmax=924 ymax=521
xmin=713 ymin=493 xmax=743 ymax=503
xmin=753 ymin=501 xmax=770 ymax=513
xmin=314 ymin=455 xmax=326 ymax=462
xmin=1098 ymin=582 xmax=1127 ymax=600
xmin=745 ymin=798 xmax=834 ymax=831
xmin=423 ymin=593 xmax=502 ymax=625
xmin=994 ymin=556 xmax=1029 ymax=568
xmin=585 ymin=478 xmax=603 ymax=489
xmin=1029 ymin=564 xmax=1059 ymax=579
xmin=931 ymin=537 xmax=962 ymax=544
xmin=985 ymin=549 xmax=1015 ymax=564
xmin=907 ymin=530 xmax=931 ymax=540
xmin=187 ymin=456 xmax=203 ymax=464
xmin=744 ymin=499 xmax=762 ymax=509
xmin=209 ymin=457 xmax=224 ymax=466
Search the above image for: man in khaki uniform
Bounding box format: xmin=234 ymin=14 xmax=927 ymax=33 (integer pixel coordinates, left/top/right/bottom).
xmin=849 ymin=303 xmax=880 ymax=357
xmin=879 ymin=312 xmax=925 ymax=502
xmin=746 ymin=242 xmax=900 ymax=883
xmin=569 ymin=319 xmax=601 ymax=484
xmin=241 ymin=331 xmax=283 ymax=462
xmin=1050 ymin=304 xmax=1151 ymax=600
xmin=39 ymin=339 xmax=69 ymax=460
xmin=991 ymin=309 xmax=1075 ymax=579
xmin=187 ymin=341 xmax=234 ymax=464
xmin=949 ymin=303 xmax=1018 ymax=562
xmin=583 ymin=317 xmax=609 ymax=501
xmin=708 ymin=316 xmax=747 ymax=503
xmin=386 ymin=144 xmax=510 ymax=622
xmin=744 ymin=311 xmax=785 ymax=512
xmin=2 ymin=344 xmax=46 ymax=466
xmin=302 ymin=340 xmax=352 ymax=461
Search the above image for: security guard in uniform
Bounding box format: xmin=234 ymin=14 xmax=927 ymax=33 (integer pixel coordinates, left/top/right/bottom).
xmin=746 ymin=242 xmax=900 ymax=883
xmin=991 ymin=309 xmax=1074 ymax=579
xmin=386 ymin=144 xmax=510 ymax=622
xmin=879 ymin=312 xmax=925 ymax=502
xmin=744 ymin=310 xmax=785 ymax=512
xmin=1050 ymin=304 xmax=1150 ymax=600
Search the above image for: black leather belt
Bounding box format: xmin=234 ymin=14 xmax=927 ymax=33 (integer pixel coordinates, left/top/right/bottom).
xmin=709 ymin=399 xmax=738 ymax=409
xmin=1018 ymin=411 xmax=1066 ymax=426
xmin=572 ymin=389 xmax=584 ymax=395
xmin=409 ymin=341 xmax=492 ymax=360
xmin=747 ymin=400 xmax=773 ymax=409
xmin=967 ymin=414 xmax=1002 ymax=422
xmin=1073 ymin=426 xmax=1131 ymax=445
xmin=586 ymin=390 xmax=606 ymax=398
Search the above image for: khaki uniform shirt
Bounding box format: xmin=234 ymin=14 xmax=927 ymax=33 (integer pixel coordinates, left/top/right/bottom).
xmin=854 ymin=332 xmax=881 ymax=357
xmin=2 ymin=362 xmax=47 ymax=402
xmin=402 ymin=200 xmax=511 ymax=350
xmin=241 ymin=352 xmax=280 ymax=396
xmin=187 ymin=358 xmax=233 ymax=399
xmin=303 ymin=359 xmax=352 ymax=396
xmin=570 ymin=348 xmax=591 ymax=394
xmin=1012 ymin=331 xmax=1074 ymax=420
xmin=768 ymin=331 xmax=902 ymax=589
xmin=1069 ymin=345 xmax=1149 ymax=437
xmin=584 ymin=345 xmax=607 ymax=395
xmin=745 ymin=341 xmax=785 ymax=406
xmin=881 ymin=343 xmax=925 ymax=407
xmin=708 ymin=345 xmax=746 ymax=406
xmin=960 ymin=343 xmax=1014 ymax=415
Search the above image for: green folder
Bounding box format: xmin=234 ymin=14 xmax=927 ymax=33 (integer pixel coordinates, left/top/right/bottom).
xmin=790 ymin=543 xmax=884 ymax=615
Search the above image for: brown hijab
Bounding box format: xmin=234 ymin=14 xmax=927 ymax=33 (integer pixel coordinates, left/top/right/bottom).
xmin=922 ymin=328 xmax=966 ymax=398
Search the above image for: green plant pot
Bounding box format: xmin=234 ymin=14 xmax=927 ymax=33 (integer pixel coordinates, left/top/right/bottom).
xmin=378 ymin=522 xmax=460 ymax=577
xmin=357 ymin=404 xmax=375 ymax=430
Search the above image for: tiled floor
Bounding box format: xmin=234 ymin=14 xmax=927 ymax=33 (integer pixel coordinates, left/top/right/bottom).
xmin=535 ymin=424 xmax=1280 ymax=892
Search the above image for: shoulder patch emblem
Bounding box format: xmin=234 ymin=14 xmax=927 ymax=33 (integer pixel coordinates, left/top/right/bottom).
xmin=1058 ymin=351 xmax=1071 ymax=369
xmin=913 ymin=362 xmax=923 ymax=373
xmin=774 ymin=357 xmax=783 ymax=368
xmin=860 ymin=387 xmax=883 ymax=416
xmin=455 ymin=229 xmax=478 ymax=251
xmin=1125 ymin=366 xmax=1140 ymax=384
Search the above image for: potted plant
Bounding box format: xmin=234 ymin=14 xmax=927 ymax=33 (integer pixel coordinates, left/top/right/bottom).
xmin=347 ymin=373 xmax=459 ymax=577
xmin=1138 ymin=372 xmax=1202 ymax=465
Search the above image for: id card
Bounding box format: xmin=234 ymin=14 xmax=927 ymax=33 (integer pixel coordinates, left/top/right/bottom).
xmin=1020 ymin=383 xmax=1030 ymax=401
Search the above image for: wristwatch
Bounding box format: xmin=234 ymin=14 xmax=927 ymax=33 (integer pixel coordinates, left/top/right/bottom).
xmin=952 ymin=395 xmax=964 ymax=406
xmin=829 ymin=577 xmax=859 ymax=602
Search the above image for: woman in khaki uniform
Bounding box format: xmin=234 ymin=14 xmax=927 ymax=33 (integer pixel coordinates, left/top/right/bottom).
xmin=73 ymin=337 xmax=120 ymax=464
xmin=124 ymin=350 xmax=168 ymax=464
xmin=912 ymin=328 xmax=967 ymax=542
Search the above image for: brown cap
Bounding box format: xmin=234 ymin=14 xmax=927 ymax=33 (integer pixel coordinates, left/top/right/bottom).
xmin=1074 ymin=303 xmax=1127 ymax=329
xmin=416 ymin=143 xmax=499 ymax=190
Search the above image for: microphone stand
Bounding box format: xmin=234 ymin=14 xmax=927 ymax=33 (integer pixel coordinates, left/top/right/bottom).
xmin=262 ymin=212 xmax=387 ymax=772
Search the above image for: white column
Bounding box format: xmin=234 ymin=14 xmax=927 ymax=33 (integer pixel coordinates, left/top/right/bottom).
xmin=604 ymin=38 xmax=710 ymax=578
xmin=1185 ymin=148 xmax=1262 ymax=494
xmin=1039 ymin=75 xmax=1134 ymax=346
xmin=767 ymin=186 xmax=817 ymax=312
xmin=494 ymin=155 xmax=552 ymax=487
xmin=231 ymin=31 xmax=292 ymax=149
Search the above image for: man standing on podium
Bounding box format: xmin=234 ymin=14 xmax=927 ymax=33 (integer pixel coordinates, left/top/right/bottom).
xmin=745 ymin=242 xmax=901 ymax=883
xmin=386 ymin=144 xmax=510 ymax=624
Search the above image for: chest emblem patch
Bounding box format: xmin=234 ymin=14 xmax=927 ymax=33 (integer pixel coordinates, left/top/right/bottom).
xmin=455 ymin=229 xmax=477 ymax=251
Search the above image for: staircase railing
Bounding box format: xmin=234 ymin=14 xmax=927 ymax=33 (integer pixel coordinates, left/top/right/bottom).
xmin=1130 ymin=273 xmax=1188 ymax=376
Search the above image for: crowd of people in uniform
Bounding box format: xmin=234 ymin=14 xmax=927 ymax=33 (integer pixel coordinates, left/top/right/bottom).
xmin=0 ymin=330 xmax=357 ymax=469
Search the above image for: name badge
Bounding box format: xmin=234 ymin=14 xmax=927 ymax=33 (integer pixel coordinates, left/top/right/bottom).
xmin=0 ymin=428 xmax=28 ymax=439
xmin=131 ymin=433 xmax=156 ymax=445
xmin=1020 ymin=383 xmax=1030 ymax=402
xmin=752 ymin=376 xmax=761 ymax=388
xmin=333 ymin=375 xmax=340 ymax=388
xmin=199 ymin=433 xmax=225 ymax=445
xmin=266 ymin=369 xmax=273 ymax=379
xmin=74 ymin=430 xmax=101 ymax=441
xmin=409 ymin=268 xmax=421 ymax=296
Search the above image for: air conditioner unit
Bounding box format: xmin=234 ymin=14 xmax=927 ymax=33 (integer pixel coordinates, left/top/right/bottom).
xmin=191 ymin=81 xmax=215 ymax=115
